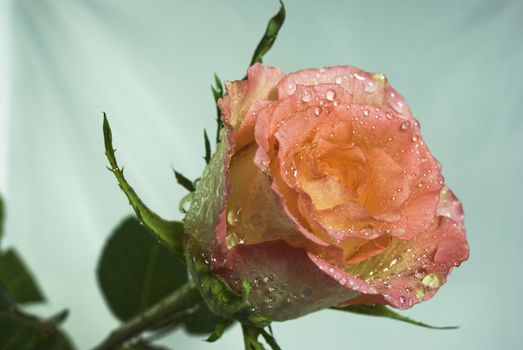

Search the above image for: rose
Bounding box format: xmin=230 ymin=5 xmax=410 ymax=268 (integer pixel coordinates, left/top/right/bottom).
xmin=184 ymin=63 xmax=469 ymax=322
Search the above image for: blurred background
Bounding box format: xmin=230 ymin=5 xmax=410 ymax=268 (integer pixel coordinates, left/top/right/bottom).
xmin=1 ymin=0 xmax=522 ymax=349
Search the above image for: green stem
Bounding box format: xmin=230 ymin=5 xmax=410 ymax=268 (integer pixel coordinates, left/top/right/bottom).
xmin=92 ymin=281 xmax=201 ymax=350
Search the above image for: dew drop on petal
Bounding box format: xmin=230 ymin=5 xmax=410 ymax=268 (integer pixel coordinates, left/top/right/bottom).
xmin=421 ymin=273 xmax=441 ymax=288
xmin=354 ymin=73 xmax=365 ymax=81
xmin=414 ymin=268 xmax=427 ymax=279
xmin=364 ymin=80 xmax=377 ymax=93
xmin=335 ymin=76 xmax=343 ymax=84
xmin=301 ymin=90 xmax=312 ymax=103
xmin=400 ymin=121 xmax=411 ymax=131
xmin=326 ymin=90 xmax=336 ymax=101
xmin=314 ymin=107 xmax=321 ymax=116
xmin=227 ymin=208 xmax=241 ymax=226
xmin=415 ymin=288 xmax=425 ymax=300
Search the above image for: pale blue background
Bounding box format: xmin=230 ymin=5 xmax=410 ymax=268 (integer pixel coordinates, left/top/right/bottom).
xmin=1 ymin=0 xmax=522 ymax=349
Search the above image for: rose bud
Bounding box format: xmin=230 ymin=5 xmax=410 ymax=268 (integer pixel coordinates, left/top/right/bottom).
xmin=184 ymin=63 xmax=469 ymax=323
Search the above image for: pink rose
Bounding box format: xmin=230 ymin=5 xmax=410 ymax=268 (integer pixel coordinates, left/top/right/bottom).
xmin=184 ymin=63 xmax=469 ymax=321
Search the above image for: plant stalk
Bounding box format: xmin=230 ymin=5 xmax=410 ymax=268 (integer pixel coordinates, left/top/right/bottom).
xmin=92 ymin=281 xmax=201 ymax=350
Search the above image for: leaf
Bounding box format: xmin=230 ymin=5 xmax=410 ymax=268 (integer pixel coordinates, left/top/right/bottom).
xmin=203 ymin=130 xmax=212 ymax=164
xmin=0 ymin=249 xmax=45 ymax=304
xmin=211 ymin=74 xmax=224 ymax=143
xmin=0 ymin=194 xmax=5 ymax=243
xmin=249 ymin=0 xmax=285 ymax=67
xmin=205 ymin=317 xmax=234 ymax=342
xmin=335 ymin=304 xmax=458 ymax=330
xmin=103 ymin=114 xmax=184 ymax=260
xmin=172 ymin=169 xmax=196 ymax=193
xmin=0 ymin=309 xmax=74 ymax=350
xmin=182 ymin=302 xmax=229 ymax=335
xmin=97 ymin=216 xmax=188 ymax=324
xmin=118 ymin=342 xmax=169 ymax=350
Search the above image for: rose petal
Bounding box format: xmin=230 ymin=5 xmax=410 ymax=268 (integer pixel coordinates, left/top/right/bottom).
xmin=216 ymin=240 xmax=360 ymax=321
xmin=277 ymin=65 xmax=414 ymax=122
xmin=219 ymin=63 xmax=284 ymax=134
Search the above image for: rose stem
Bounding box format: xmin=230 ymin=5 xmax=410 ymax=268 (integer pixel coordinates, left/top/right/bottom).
xmin=92 ymin=281 xmax=201 ymax=350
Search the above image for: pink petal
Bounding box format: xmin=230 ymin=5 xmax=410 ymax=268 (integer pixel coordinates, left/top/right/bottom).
xmin=216 ymin=240 xmax=360 ymax=321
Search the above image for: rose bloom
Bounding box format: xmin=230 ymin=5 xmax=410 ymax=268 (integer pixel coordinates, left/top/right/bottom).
xmin=185 ymin=64 xmax=469 ymax=321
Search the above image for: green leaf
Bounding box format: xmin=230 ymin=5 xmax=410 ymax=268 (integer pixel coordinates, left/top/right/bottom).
xmin=118 ymin=342 xmax=169 ymax=350
xmin=103 ymin=114 xmax=184 ymax=260
xmin=0 ymin=309 xmax=74 ymax=350
xmin=181 ymin=302 xmax=229 ymax=335
xmin=0 ymin=249 xmax=45 ymax=304
xmin=206 ymin=317 xmax=234 ymax=342
xmin=0 ymin=194 xmax=5 ymax=244
xmin=172 ymin=169 xmax=196 ymax=193
xmin=0 ymin=283 xmax=16 ymax=312
xmin=335 ymin=304 xmax=458 ymax=330
xmin=98 ymin=217 xmax=188 ymax=325
xmin=249 ymin=0 xmax=285 ymax=67
xmin=203 ymin=130 xmax=212 ymax=164
xmin=211 ymin=74 xmax=224 ymax=144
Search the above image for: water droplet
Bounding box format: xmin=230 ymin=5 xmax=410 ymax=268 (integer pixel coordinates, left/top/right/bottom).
xmin=421 ymin=273 xmax=441 ymax=288
xmin=301 ymin=90 xmax=311 ymax=103
xmin=399 ymin=295 xmax=406 ymax=304
xmin=335 ymin=76 xmax=343 ymax=84
xmin=415 ymin=288 xmax=425 ymax=300
xmin=388 ymin=92 xmax=406 ymax=114
xmin=353 ymin=73 xmax=365 ymax=81
xmin=227 ymin=208 xmax=241 ymax=226
xmin=326 ymin=90 xmax=336 ymax=101
xmin=300 ymin=286 xmax=313 ymax=298
xmin=414 ymin=268 xmax=427 ymax=279
xmin=372 ymin=73 xmax=386 ymax=81
xmin=226 ymin=232 xmax=241 ymax=249
xmin=249 ymin=213 xmax=265 ymax=230
xmin=314 ymin=107 xmax=321 ymax=116
xmin=363 ymin=109 xmax=370 ymax=117
xmin=411 ymin=136 xmax=418 ymax=142
xmin=364 ymin=80 xmax=377 ymax=93
xmin=400 ymin=121 xmax=411 ymax=131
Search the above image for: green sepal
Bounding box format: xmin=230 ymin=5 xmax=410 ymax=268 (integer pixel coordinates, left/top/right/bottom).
xmin=334 ymin=304 xmax=458 ymax=330
xmin=188 ymin=250 xmax=270 ymax=328
xmin=103 ymin=114 xmax=184 ymax=260
xmin=211 ymin=74 xmax=224 ymax=143
xmin=248 ymin=0 xmax=285 ymax=67
xmin=172 ymin=168 xmax=196 ymax=193
xmin=203 ymin=129 xmax=212 ymax=164
xmin=205 ymin=318 xmax=234 ymax=342
xmin=241 ymin=324 xmax=281 ymax=350
xmin=97 ymin=217 xmax=188 ymax=325
xmin=259 ymin=328 xmax=281 ymax=350
xmin=0 ymin=249 xmax=45 ymax=305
